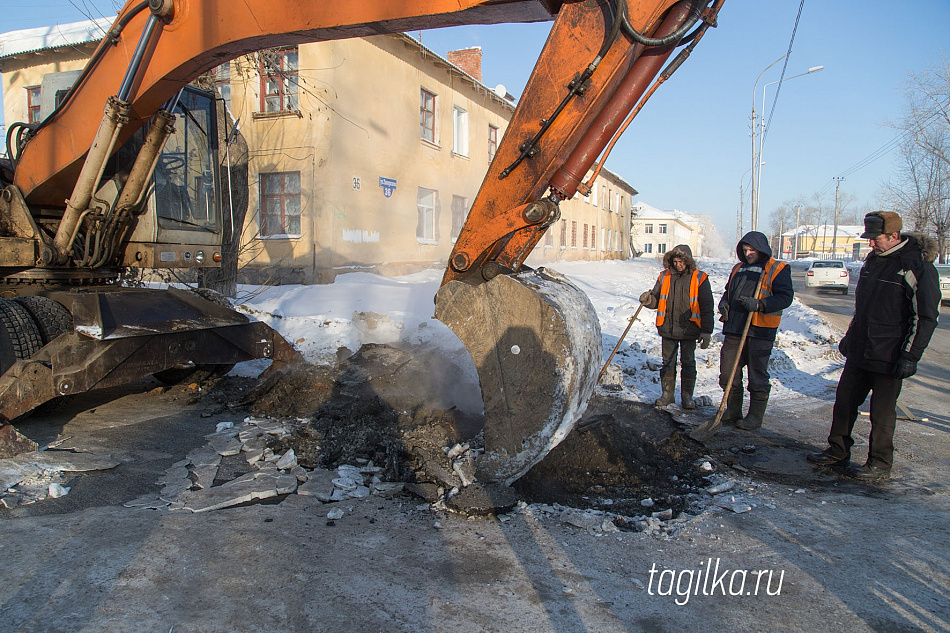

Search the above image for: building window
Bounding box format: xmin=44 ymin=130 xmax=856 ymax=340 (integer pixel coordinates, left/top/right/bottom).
xmin=601 ymin=228 xmax=606 ymax=251
xmin=590 ymin=182 xmax=598 ymax=207
xmin=605 ymin=189 xmax=611 ymax=211
xmin=26 ymin=86 xmax=41 ymax=123
xmin=488 ymin=124 xmax=498 ymax=162
xmin=259 ymin=48 xmax=298 ymax=112
xmin=420 ymin=89 xmax=437 ymax=143
xmin=544 ymin=228 xmax=553 ymax=247
xmin=644 ymin=224 xmax=653 ymax=234
xmin=658 ymin=243 xmax=667 ymax=254
xmin=615 ymin=193 xmax=622 ymax=214
xmin=615 ymin=231 xmax=621 ymax=251
xmin=591 ymin=225 xmax=596 ymax=250
xmin=417 ymin=187 xmax=437 ymax=243
xmin=583 ymin=224 xmax=588 ymax=249
xmin=570 ymin=221 xmax=578 ymax=248
xmin=451 ymin=195 xmax=467 ymax=240
xmin=261 ymin=171 xmax=301 ymax=237
xmin=453 ymin=106 xmax=469 ymax=156
xmin=213 ymin=63 xmax=232 ymax=111
xmin=658 ymin=224 xmax=667 ymax=234
xmin=560 ymin=220 xmax=567 ymax=248
xmin=644 ymin=243 xmax=653 ymax=254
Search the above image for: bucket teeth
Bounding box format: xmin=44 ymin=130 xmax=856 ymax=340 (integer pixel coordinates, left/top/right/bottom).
xmin=435 ymin=268 xmax=602 ymax=485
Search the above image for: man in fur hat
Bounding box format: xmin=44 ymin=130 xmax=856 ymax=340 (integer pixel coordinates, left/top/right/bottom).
xmin=808 ymin=211 xmax=940 ymax=482
xmin=639 ymin=244 xmax=714 ymax=408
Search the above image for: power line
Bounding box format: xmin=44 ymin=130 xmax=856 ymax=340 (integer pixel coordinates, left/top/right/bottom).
xmin=762 ymin=0 xmax=805 ymax=146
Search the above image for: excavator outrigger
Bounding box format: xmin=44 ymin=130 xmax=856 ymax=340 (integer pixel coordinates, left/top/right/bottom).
xmin=0 ymin=0 xmax=723 ymax=483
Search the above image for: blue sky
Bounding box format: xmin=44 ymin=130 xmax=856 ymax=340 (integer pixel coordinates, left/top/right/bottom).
xmin=3 ymin=0 xmax=949 ymax=242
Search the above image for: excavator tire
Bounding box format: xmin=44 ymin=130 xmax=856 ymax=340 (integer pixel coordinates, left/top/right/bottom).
xmin=14 ymin=296 xmax=74 ymax=344
xmin=0 ymin=299 xmax=44 ymax=373
xmin=435 ymin=268 xmax=602 ymax=485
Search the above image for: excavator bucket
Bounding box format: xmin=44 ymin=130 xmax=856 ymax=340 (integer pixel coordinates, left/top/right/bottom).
xmin=435 ymin=268 xmax=602 ymax=485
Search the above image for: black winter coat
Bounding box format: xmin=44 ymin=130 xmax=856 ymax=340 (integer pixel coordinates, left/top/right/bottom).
xmin=719 ymin=231 xmax=794 ymax=341
xmin=839 ymin=233 xmax=940 ymax=373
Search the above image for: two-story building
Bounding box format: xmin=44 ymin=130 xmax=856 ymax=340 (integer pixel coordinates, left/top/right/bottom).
xmin=629 ymin=202 xmax=705 ymax=259
xmin=1 ymin=18 xmax=638 ymax=284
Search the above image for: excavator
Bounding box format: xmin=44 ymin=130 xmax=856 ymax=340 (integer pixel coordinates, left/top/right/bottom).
xmin=0 ymin=0 xmax=723 ymax=484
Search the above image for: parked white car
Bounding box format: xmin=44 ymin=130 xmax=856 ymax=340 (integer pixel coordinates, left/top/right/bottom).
xmin=936 ymin=264 xmax=950 ymax=306
xmin=805 ymin=260 xmax=851 ymax=294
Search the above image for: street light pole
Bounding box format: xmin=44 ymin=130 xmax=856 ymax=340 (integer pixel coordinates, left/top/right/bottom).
xmin=754 ymin=65 xmax=824 ymax=227
xmin=750 ymin=55 xmax=788 ymax=232
xmin=737 ymin=167 xmax=752 ymax=243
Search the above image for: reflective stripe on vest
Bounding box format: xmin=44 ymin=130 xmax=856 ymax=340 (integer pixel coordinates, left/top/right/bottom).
xmin=728 ymin=258 xmax=787 ymax=328
xmin=656 ymin=270 xmax=708 ymax=328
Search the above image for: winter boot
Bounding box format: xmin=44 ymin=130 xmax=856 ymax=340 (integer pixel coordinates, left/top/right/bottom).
xmin=681 ymin=377 xmax=697 ymax=410
xmin=737 ymin=391 xmax=769 ymax=430
xmin=721 ymin=390 xmax=743 ymax=425
xmin=654 ymin=376 xmax=676 ymax=407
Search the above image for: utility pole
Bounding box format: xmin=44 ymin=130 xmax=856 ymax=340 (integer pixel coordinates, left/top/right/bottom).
xmin=793 ymin=205 xmax=801 ymax=260
xmin=831 ymin=177 xmax=844 ymax=258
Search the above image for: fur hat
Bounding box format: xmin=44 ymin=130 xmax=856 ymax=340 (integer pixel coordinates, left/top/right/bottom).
xmin=861 ymin=211 xmax=902 ymax=238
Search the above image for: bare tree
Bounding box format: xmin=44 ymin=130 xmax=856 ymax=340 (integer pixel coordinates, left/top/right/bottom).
xmin=885 ymin=57 xmax=950 ymax=262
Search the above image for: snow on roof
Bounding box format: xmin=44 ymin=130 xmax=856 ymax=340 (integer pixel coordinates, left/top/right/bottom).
xmin=0 ymin=18 xmax=113 ymax=61
xmin=632 ymin=202 xmax=698 ymax=223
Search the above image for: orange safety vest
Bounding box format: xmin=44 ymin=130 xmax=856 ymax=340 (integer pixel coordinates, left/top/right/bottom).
xmin=656 ymin=269 xmax=708 ymax=328
xmin=728 ymin=258 xmax=788 ymax=328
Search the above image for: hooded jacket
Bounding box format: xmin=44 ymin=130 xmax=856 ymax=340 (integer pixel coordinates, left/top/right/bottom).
xmin=642 ymin=244 xmax=714 ymax=340
xmin=719 ymin=231 xmax=794 ymax=341
xmin=839 ymin=232 xmax=940 ymax=373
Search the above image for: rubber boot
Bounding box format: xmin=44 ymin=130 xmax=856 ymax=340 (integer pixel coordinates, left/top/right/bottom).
xmin=721 ymin=390 xmax=743 ymax=425
xmin=681 ymin=377 xmax=696 ymax=410
xmin=654 ymin=376 xmax=676 ymax=407
xmin=737 ymin=391 xmax=769 ymax=430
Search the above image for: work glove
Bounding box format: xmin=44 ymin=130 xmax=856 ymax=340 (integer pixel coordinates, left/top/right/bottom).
xmin=738 ymin=296 xmax=761 ymax=312
xmin=639 ymin=290 xmax=652 ymax=304
xmin=718 ymin=300 xmax=729 ymax=322
xmin=699 ymin=333 xmax=711 ymax=349
xmin=894 ymin=356 xmax=917 ymax=379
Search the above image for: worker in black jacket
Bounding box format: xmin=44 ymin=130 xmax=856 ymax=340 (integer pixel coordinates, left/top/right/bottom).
xmin=808 ymin=212 xmax=940 ymax=481
xmin=718 ymin=231 xmax=794 ymax=430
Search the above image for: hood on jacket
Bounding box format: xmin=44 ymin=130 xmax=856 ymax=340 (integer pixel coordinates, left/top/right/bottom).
xmin=736 ymin=231 xmax=772 ymax=264
xmin=662 ymin=244 xmax=697 ymax=271
xmin=900 ymin=232 xmax=940 ymax=263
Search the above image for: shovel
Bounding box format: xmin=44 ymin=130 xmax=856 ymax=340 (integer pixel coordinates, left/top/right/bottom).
xmin=690 ymin=268 xmax=768 ymax=442
xmin=597 ymin=301 xmax=646 ymax=382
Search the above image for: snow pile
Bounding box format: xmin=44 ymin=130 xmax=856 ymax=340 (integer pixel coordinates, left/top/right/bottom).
xmin=234 ymin=258 xmax=846 ymax=408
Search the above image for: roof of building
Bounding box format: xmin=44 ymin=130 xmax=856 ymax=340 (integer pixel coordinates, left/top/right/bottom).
xmin=631 ymin=202 xmax=698 ymax=224
xmin=0 ymin=18 xmax=112 ymax=63
xmin=782 ymin=224 xmax=865 ymax=237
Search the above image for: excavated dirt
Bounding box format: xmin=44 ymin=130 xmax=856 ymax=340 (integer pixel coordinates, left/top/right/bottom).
xmin=199 ymin=343 xmax=708 ymax=517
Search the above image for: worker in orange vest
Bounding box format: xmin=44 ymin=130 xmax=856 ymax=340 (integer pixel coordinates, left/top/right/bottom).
xmin=639 ymin=244 xmax=714 ymax=409
xmin=718 ymin=231 xmax=794 ymax=430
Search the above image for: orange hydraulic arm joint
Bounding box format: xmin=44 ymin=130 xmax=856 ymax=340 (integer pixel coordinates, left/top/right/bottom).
xmin=443 ymin=0 xmax=720 ymax=286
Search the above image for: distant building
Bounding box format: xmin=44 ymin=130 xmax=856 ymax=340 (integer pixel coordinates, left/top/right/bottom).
xmin=781 ymin=225 xmax=866 ymax=261
xmin=629 ymin=202 xmax=705 ymax=259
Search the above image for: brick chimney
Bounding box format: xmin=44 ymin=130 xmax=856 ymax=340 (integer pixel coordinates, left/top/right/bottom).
xmin=447 ymin=47 xmax=482 ymax=82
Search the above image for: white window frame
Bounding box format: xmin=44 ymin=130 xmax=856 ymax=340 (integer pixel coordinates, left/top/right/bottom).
xmin=453 ymin=106 xmax=469 ymax=157
xmin=417 ymin=187 xmax=438 ymax=244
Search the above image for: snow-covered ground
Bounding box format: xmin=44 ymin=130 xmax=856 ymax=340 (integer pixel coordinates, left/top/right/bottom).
xmin=233 ymin=257 xmax=846 ymax=410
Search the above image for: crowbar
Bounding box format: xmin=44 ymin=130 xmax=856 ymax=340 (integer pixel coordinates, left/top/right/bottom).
xmin=597 ymin=301 xmax=646 ymax=382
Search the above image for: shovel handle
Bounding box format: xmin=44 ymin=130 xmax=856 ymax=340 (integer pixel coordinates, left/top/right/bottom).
xmin=597 ymin=302 xmax=645 ymax=382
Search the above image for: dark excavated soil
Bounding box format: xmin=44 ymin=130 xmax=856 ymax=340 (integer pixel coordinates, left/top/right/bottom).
xmin=202 ymin=344 xmax=709 ymax=516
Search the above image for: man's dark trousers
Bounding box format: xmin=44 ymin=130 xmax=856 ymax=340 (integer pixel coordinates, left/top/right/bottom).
xmin=828 ymin=361 xmax=903 ymax=469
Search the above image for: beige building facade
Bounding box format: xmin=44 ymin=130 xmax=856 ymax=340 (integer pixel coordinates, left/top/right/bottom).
xmin=2 ymin=20 xmax=637 ymax=284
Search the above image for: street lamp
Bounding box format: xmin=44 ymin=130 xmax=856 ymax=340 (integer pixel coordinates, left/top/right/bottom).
xmin=737 ymin=167 xmax=752 ymax=243
xmin=754 ymin=65 xmax=824 ymax=223
xmin=750 ymin=55 xmax=788 ymax=232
